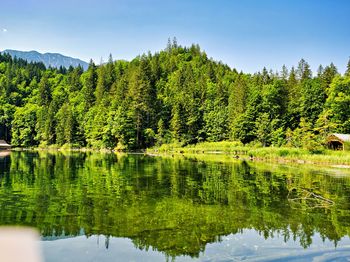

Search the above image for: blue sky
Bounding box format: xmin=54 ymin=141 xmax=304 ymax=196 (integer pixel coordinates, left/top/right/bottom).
xmin=0 ymin=0 xmax=349 ymax=73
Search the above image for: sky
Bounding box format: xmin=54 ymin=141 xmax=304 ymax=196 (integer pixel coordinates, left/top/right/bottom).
xmin=0 ymin=0 xmax=349 ymax=74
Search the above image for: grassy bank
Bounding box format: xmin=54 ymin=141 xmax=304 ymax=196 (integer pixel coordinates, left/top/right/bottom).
xmin=147 ymin=141 xmax=350 ymax=166
xmin=12 ymin=141 xmax=350 ymax=166
xmin=12 ymin=142 xmax=116 ymax=152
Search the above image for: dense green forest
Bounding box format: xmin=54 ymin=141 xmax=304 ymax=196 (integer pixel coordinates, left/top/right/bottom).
xmin=1 ymin=39 xmax=350 ymax=150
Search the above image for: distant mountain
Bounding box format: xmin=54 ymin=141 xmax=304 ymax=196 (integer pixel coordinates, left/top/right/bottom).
xmin=1 ymin=49 xmax=89 ymax=70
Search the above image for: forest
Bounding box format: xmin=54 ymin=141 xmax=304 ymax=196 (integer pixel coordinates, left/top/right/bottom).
xmin=1 ymin=38 xmax=350 ymax=150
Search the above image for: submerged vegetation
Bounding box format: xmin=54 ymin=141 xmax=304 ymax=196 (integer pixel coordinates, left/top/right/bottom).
xmin=1 ymin=38 xmax=350 ymax=151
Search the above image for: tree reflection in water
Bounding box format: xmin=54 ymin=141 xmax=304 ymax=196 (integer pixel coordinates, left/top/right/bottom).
xmin=0 ymin=151 xmax=350 ymax=258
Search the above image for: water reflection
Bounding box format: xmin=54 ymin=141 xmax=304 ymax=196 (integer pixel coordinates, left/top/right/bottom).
xmin=41 ymin=233 xmax=350 ymax=262
xmin=0 ymin=151 xmax=350 ymax=260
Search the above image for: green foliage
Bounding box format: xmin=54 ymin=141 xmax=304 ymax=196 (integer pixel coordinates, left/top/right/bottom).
xmin=300 ymin=79 xmax=325 ymax=125
xmin=270 ymin=126 xmax=285 ymax=147
xmin=11 ymin=103 xmax=39 ymax=146
xmin=0 ymin=45 xmax=349 ymax=150
xmin=255 ymin=112 xmax=271 ymax=146
xmin=286 ymin=118 xmax=324 ymax=153
xmin=108 ymin=105 xmax=137 ymax=150
xmin=82 ymin=60 xmax=97 ymax=110
xmin=55 ymin=103 xmax=74 ymax=145
xmin=38 ymin=74 xmax=51 ymax=106
xmin=346 ymin=58 xmax=350 ymax=76
xmin=323 ymin=75 xmax=350 ymax=133
xmin=155 ymin=118 xmax=166 ymax=145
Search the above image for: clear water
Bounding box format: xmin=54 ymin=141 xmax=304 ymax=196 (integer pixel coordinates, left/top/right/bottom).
xmin=1 ymin=151 xmax=350 ymax=261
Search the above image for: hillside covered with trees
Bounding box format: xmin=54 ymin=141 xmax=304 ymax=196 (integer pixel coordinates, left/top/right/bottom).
xmin=1 ymin=39 xmax=350 ymax=150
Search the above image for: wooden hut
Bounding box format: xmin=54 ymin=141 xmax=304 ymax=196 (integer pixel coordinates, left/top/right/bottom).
xmin=327 ymin=134 xmax=350 ymax=150
xmin=0 ymin=140 xmax=11 ymax=150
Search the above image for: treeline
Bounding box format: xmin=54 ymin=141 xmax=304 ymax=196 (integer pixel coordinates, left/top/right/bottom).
xmin=1 ymin=39 xmax=350 ymax=150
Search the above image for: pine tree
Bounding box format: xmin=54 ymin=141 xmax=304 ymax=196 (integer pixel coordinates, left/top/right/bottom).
xmin=345 ymin=57 xmax=350 ymax=76
xmin=317 ymin=65 xmax=324 ymax=77
xmin=170 ymin=106 xmax=182 ymax=142
xmin=281 ymin=65 xmax=289 ymax=80
xmin=256 ymin=113 xmax=271 ymax=147
xmin=38 ymin=74 xmax=51 ymax=106
xmin=105 ymin=54 xmax=115 ymax=91
xmin=156 ymin=119 xmax=165 ymax=145
xmin=67 ymin=67 xmax=82 ymax=93
xmin=83 ymin=60 xmax=97 ymax=109
xmin=172 ymin=37 xmax=178 ymax=49
xmin=261 ymin=67 xmax=271 ymax=84
xmin=166 ymin=37 xmax=172 ymax=52
xmin=321 ymin=63 xmax=338 ymax=91
xmin=95 ymin=65 xmax=107 ymax=103
xmin=297 ymin=58 xmax=312 ymax=81
xmin=286 ymin=67 xmax=301 ymax=129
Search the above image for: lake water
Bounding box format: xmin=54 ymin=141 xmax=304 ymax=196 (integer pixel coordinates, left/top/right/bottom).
xmin=1 ymin=151 xmax=350 ymax=261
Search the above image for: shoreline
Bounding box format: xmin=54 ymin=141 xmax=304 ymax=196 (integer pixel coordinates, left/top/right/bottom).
xmin=146 ymin=142 xmax=350 ymax=167
xmin=8 ymin=141 xmax=350 ymax=168
xmin=146 ymin=151 xmax=350 ymax=168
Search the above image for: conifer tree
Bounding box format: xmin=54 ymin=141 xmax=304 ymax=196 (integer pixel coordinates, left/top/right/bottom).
xmin=345 ymin=58 xmax=350 ymax=76
xmin=297 ymin=58 xmax=312 ymax=81
xmin=83 ymin=60 xmax=97 ymax=109
xmin=38 ymin=74 xmax=51 ymax=106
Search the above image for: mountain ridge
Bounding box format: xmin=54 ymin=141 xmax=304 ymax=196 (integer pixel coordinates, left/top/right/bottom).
xmin=1 ymin=49 xmax=89 ymax=70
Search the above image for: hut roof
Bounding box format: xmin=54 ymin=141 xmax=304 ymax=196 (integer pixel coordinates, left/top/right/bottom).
xmin=327 ymin=133 xmax=350 ymax=143
xmin=0 ymin=140 xmax=11 ymax=147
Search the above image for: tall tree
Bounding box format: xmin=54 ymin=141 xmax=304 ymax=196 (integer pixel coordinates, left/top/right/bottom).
xmin=228 ymin=73 xmax=248 ymax=138
xmin=297 ymin=58 xmax=312 ymax=81
xmin=38 ymin=74 xmax=51 ymax=106
xmin=346 ymin=58 xmax=350 ymax=76
xmin=83 ymin=60 xmax=97 ymax=109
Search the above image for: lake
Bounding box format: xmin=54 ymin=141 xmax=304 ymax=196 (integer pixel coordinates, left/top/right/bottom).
xmin=0 ymin=151 xmax=350 ymax=261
